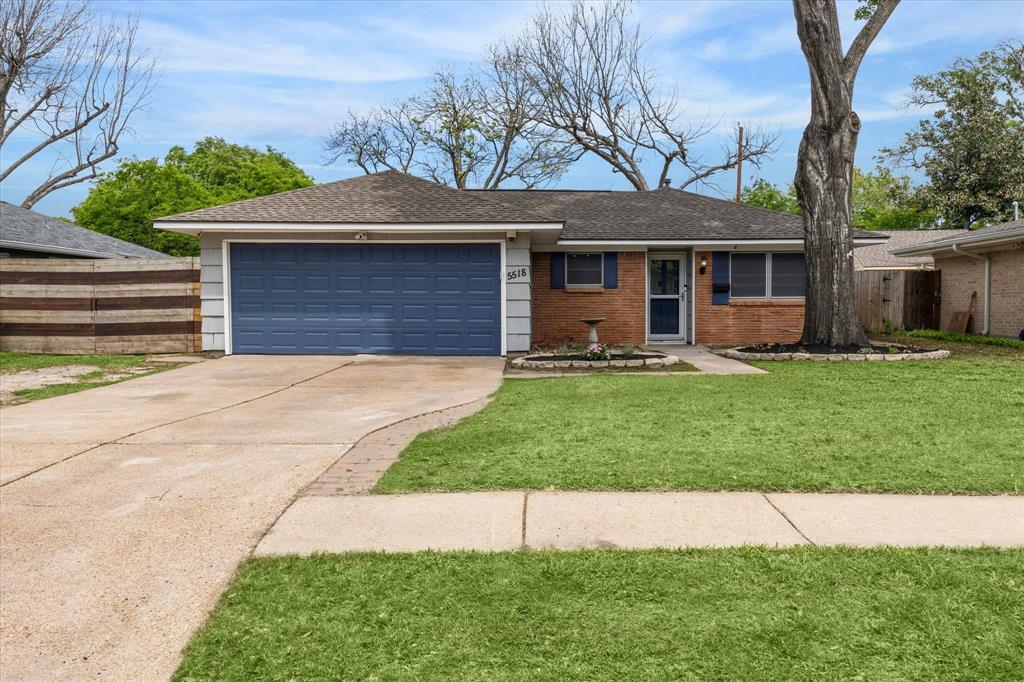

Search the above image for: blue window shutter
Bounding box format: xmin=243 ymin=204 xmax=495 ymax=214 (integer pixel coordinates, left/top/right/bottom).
xmin=551 ymin=252 xmax=565 ymax=289
xmin=712 ymin=252 xmax=730 ymax=305
xmin=603 ymin=252 xmax=618 ymax=288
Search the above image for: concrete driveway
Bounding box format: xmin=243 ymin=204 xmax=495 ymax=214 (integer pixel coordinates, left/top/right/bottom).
xmin=0 ymin=354 xmax=503 ymax=681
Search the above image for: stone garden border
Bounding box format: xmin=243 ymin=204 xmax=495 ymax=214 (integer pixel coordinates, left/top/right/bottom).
xmin=510 ymin=353 xmax=681 ymax=370
xmin=718 ymin=348 xmax=951 ymax=362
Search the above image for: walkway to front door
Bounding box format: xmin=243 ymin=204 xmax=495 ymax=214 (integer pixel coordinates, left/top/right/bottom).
xmin=648 ymin=253 xmax=688 ymax=342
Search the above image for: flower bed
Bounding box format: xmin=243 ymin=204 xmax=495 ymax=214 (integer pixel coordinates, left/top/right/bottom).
xmin=719 ymin=342 xmax=951 ymax=362
xmin=511 ymin=345 xmax=680 ymax=370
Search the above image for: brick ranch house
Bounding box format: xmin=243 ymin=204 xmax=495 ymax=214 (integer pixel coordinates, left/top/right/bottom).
xmin=155 ymin=170 xmax=883 ymax=356
xmin=892 ymin=219 xmax=1024 ymax=340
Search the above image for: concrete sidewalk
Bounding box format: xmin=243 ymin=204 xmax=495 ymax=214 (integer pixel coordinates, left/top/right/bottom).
xmin=256 ymin=490 xmax=1024 ymax=555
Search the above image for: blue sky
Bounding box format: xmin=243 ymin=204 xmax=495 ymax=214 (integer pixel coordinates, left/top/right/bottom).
xmin=3 ymin=0 xmax=1022 ymax=218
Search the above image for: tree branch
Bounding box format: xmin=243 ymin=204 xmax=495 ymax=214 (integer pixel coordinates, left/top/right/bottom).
xmin=843 ymin=0 xmax=900 ymax=87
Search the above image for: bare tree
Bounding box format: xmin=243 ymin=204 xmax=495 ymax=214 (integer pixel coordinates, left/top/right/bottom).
xmin=792 ymin=0 xmax=899 ymax=347
xmin=324 ymin=101 xmax=421 ymax=176
xmin=324 ymin=58 xmax=580 ymax=189
xmin=502 ymin=0 xmax=778 ymax=191
xmin=0 ymin=0 xmax=155 ymax=208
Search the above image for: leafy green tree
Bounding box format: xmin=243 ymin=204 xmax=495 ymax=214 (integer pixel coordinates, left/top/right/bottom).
xmin=741 ymin=179 xmax=800 ymax=215
xmin=879 ymin=40 xmax=1024 ymax=227
xmin=850 ymin=167 xmax=936 ymax=230
xmin=743 ymin=168 xmax=936 ymax=231
xmin=73 ymin=138 xmax=314 ymax=255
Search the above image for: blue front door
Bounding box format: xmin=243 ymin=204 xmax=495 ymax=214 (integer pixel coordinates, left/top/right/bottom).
xmin=229 ymin=243 xmax=502 ymax=355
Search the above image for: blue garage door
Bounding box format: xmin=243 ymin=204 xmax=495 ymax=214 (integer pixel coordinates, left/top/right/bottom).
xmin=229 ymin=243 xmax=502 ymax=355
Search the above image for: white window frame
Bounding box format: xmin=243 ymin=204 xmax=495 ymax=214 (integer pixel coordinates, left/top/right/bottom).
xmin=729 ymin=252 xmax=806 ymax=300
xmin=565 ymin=252 xmax=604 ymax=288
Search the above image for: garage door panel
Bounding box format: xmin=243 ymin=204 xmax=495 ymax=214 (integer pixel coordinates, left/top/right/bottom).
xmin=230 ymin=243 xmax=501 ymax=355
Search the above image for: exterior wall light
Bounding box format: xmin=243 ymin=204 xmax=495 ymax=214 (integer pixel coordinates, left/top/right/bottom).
xmin=699 ymin=255 xmax=708 ymax=275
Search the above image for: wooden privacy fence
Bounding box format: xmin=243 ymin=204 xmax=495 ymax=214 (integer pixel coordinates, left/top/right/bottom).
xmin=856 ymin=269 xmax=941 ymax=332
xmin=0 ymin=258 xmax=201 ymax=354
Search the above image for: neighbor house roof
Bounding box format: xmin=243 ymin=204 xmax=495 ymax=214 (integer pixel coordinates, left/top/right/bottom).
xmin=155 ymin=169 xmax=883 ymax=243
xmin=890 ymin=219 xmax=1024 ymax=256
xmin=156 ymin=171 xmax=560 ymax=225
xmin=0 ymin=202 xmax=167 ymax=259
xmin=854 ymin=229 xmax=967 ymax=270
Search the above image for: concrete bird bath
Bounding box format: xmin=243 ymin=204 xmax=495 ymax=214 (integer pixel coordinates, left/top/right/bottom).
xmin=580 ymin=317 xmax=606 ymax=344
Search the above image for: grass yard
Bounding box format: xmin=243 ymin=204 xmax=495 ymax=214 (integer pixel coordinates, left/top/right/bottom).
xmin=0 ymin=351 xmax=151 ymax=373
xmin=377 ymin=355 xmax=1024 ymax=494
xmin=0 ymin=351 xmax=176 ymax=405
xmin=174 ymin=548 xmax=1024 ymax=681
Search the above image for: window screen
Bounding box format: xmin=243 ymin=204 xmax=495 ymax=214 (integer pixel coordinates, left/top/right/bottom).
xmin=771 ymin=253 xmax=806 ymax=297
xmin=566 ymin=253 xmax=603 ymax=286
xmin=730 ymin=253 xmax=767 ymax=297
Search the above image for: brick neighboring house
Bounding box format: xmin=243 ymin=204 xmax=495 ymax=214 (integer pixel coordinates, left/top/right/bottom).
xmin=892 ymin=219 xmax=1024 ymax=339
xmin=154 ymin=171 xmax=884 ymax=355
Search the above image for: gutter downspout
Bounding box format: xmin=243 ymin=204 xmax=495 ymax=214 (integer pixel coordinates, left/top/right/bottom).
xmin=952 ymin=244 xmax=990 ymax=335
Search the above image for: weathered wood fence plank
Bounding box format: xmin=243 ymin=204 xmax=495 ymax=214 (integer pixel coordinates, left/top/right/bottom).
xmin=856 ymin=270 xmax=940 ymax=332
xmin=0 ymin=258 xmax=201 ymax=354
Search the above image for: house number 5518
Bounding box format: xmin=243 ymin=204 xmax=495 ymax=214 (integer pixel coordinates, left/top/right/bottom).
xmin=506 ymin=266 xmax=530 ymax=283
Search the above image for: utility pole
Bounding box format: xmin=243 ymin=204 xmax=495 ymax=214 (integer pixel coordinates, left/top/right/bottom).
xmin=735 ymin=123 xmax=744 ymax=202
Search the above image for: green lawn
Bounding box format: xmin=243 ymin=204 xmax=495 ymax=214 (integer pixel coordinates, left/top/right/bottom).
xmin=377 ymin=355 xmax=1024 ymax=494
xmin=175 ymin=548 xmax=1024 ymax=681
xmin=0 ymin=351 xmax=150 ymax=373
xmin=0 ymin=351 xmax=173 ymax=405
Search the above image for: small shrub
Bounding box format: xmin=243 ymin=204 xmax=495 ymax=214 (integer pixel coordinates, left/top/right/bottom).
xmin=620 ymin=345 xmax=637 ymax=358
xmin=581 ymin=343 xmax=609 ymax=361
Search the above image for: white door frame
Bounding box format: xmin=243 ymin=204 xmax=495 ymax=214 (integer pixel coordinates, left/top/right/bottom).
xmin=647 ymin=251 xmax=688 ymax=342
xmin=221 ymin=238 xmax=507 ymax=356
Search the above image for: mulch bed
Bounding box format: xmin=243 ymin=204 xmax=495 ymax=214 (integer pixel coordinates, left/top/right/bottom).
xmin=737 ymin=343 xmax=933 ymax=355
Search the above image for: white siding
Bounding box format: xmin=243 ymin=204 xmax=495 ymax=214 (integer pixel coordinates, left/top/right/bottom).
xmin=197 ymin=231 xmax=533 ymax=354
xmin=505 ymin=233 xmax=532 ymax=352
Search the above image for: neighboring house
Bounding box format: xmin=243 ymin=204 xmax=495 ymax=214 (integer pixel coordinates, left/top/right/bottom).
xmin=155 ymin=171 xmax=883 ymax=356
xmin=891 ymin=219 xmax=1024 ymax=339
xmin=0 ymin=202 xmax=166 ymax=259
xmin=854 ymin=229 xmax=967 ymax=271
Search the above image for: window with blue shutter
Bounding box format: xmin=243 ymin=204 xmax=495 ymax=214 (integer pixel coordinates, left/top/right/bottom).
xmin=603 ymin=252 xmax=618 ymax=288
xmin=712 ymin=251 xmax=730 ymax=305
xmin=551 ymin=252 xmax=565 ymax=289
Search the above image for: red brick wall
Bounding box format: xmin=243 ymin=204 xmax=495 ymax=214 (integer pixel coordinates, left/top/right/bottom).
xmin=693 ymin=250 xmax=805 ymax=345
xmin=531 ymin=251 xmax=646 ymax=346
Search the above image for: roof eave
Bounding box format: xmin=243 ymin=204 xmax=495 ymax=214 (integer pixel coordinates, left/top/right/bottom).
xmin=154 ymin=221 xmax=565 ymax=235
xmin=0 ymin=239 xmax=138 ymax=259
xmin=891 ymin=227 xmax=1024 ymax=256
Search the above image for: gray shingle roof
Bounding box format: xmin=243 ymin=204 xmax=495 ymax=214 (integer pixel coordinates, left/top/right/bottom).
xmin=854 ymin=229 xmax=967 ymax=269
xmin=157 ymin=170 xmax=559 ymax=224
xmin=0 ymin=202 xmax=167 ymax=258
xmin=890 ymin=218 xmax=1024 ymax=255
xmin=473 ymin=187 xmax=879 ymax=241
xmin=156 ymin=169 xmax=880 ymax=241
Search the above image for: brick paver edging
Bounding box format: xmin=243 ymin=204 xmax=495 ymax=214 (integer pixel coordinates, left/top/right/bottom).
xmin=718 ymin=348 xmax=951 ymax=361
xmin=511 ymin=353 xmax=681 ymax=370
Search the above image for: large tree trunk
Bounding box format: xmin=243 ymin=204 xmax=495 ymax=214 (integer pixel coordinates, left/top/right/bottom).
xmin=794 ymin=104 xmax=866 ymax=346
xmin=792 ymin=0 xmax=898 ymax=347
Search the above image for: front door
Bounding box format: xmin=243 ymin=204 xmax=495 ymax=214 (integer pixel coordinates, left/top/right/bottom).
xmin=648 ymin=255 xmax=686 ymax=341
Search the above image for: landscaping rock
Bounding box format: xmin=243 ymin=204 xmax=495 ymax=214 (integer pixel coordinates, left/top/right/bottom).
xmin=554 ymin=360 xmax=572 ymax=369
xmin=791 ymin=352 xmax=811 ymax=360
xmin=625 ymin=359 xmax=644 ymax=368
xmin=645 ymin=358 xmax=664 ymax=368
xmin=610 ymin=360 xmax=626 ymax=367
